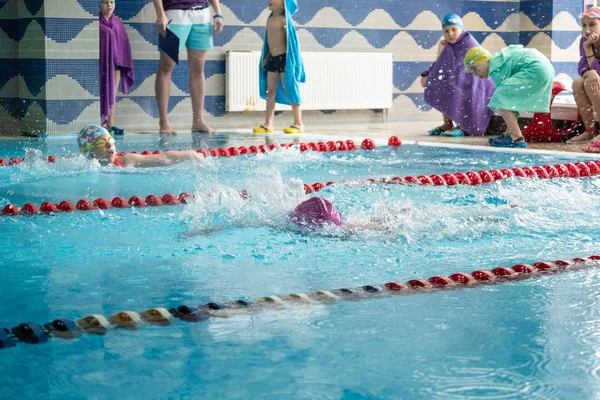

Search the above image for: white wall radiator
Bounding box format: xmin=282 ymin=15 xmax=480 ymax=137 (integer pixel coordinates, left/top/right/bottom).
xmin=225 ymin=51 xmax=393 ymax=112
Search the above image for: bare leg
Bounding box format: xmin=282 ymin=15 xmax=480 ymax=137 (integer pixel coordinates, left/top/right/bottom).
xmin=441 ymin=115 xmax=453 ymax=131
xmin=188 ymin=50 xmax=215 ymax=133
xmin=291 ymin=102 xmax=304 ymax=130
xmin=155 ymin=51 xmax=177 ymax=134
xmin=496 ymin=109 xmax=523 ymax=140
xmin=263 ymin=71 xmax=280 ymax=130
xmin=281 ymin=73 xmax=304 ymax=131
xmin=106 ymin=69 xmax=121 ymax=129
xmin=568 ymin=77 xmax=597 ymax=143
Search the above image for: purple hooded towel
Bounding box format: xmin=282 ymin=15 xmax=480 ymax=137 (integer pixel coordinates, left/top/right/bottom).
xmin=423 ymin=32 xmax=495 ymax=136
xmin=99 ymin=13 xmax=134 ymax=125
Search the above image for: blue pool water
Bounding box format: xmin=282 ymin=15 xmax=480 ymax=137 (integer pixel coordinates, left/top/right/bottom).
xmin=1 ymin=133 xmax=600 ymax=399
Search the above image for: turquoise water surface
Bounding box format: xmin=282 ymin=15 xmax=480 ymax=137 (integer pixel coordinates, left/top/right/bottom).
xmin=1 ymin=133 xmax=600 ymax=399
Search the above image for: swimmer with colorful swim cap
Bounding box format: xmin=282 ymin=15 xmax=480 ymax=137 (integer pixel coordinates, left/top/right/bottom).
xmin=78 ymin=124 xmax=204 ymax=167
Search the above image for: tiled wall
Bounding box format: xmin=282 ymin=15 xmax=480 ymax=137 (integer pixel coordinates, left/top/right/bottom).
xmin=0 ymin=0 xmax=584 ymax=135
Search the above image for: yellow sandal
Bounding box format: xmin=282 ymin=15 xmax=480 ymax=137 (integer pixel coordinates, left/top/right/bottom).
xmin=253 ymin=125 xmax=273 ymax=134
xmin=283 ymin=125 xmax=305 ymax=134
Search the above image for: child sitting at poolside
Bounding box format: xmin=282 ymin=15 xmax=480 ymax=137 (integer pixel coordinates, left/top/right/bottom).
xmin=421 ymin=14 xmax=495 ymax=137
xmin=99 ymin=0 xmax=134 ymax=136
xmin=78 ymin=125 xmax=204 ymax=167
xmin=253 ymin=0 xmax=306 ymax=135
xmin=569 ymin=6 xmax=600 ymax=151
xmin=465 ymin=45 xmax=555 ymax=148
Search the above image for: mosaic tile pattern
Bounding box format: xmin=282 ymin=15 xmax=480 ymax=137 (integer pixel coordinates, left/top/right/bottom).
xmin=0 ymin=0 xmax=584 ymax=135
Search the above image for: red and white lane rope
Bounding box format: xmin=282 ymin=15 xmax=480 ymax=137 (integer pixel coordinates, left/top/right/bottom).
xmin=2 ymin=254 xmax=598 ymax=349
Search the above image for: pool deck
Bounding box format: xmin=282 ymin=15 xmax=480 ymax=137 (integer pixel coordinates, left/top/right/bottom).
xmin=301 ymin=121 xmax=597 ymax=155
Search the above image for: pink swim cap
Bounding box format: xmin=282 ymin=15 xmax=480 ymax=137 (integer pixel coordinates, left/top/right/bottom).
xmin=289 ymin=197 xmax=343 ymax=228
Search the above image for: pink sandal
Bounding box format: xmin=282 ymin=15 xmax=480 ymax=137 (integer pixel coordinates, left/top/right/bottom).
xmin=582 ymin=139 xmax=600 ymax=153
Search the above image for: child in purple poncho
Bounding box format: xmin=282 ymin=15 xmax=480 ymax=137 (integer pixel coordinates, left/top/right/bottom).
xmin=420 ymin=14 xmax=495 ymax=137
xmin=99 ymin=0 xmax=134 ymax=136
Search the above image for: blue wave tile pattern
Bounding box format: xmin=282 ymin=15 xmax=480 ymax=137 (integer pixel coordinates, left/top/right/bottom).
xmin=0 ymin=0 xmax=585 ymax=135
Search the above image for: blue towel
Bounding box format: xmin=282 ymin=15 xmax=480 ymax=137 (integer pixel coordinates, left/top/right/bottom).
xmin=259 ymin=0 xmax=306 ymax=105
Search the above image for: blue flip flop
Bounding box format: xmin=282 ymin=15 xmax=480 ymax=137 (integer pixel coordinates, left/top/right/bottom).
xmin=427 ymin=127 xmax=445 ymax=136
xmin=441 ymin=128 xmax=466 ymax=137
xmin=110 ymin=126 xmax=126 ymax=136
xmin=489 ymin=135 xmax=527 ymax=148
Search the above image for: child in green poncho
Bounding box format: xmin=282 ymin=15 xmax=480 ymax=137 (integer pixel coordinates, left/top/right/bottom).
xmin=465 ymin=45 xmax=555 ymax=148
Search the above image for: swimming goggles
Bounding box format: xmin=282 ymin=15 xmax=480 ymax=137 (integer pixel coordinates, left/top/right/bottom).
xmin=92 ymin=136 xmax=115 ymax=149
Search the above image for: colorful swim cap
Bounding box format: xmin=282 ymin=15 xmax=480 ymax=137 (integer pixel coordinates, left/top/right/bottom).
xmin=78 ymin=124 xmax=110 ymax=154
xmin=464 ymin=47 xmax=492 ymax=71
xmin=442 ymin=13 xmax=464 ymax=31
xmin=289 ymin=197 xmax=343 ymax=228
xmin=581 ymin=5 xmax=600 ymax=20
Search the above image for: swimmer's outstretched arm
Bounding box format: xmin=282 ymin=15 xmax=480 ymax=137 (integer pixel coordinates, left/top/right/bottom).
xmin=183 ymin=220 xmax=276 ymax=238
xmin=119 ymin=150 xmax=204 ymax=168
xmin=182 ymin=225 xmax=231 ymax=237
xmin=342 ymin=220 xmax=389 ymax=232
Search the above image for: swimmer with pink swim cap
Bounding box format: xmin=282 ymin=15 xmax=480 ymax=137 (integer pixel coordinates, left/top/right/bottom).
xmin=185 ymin=196 xmax=389 ymax=238
xmin=289 ymin=196 xmax=343 ymax=228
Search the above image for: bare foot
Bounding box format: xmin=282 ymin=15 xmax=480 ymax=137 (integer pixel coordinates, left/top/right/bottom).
xmin=441 ymin=123 xmax=454 ymax=131
xmin=159 ymin=123 xmax=176 ymax=135
xmin=567 ymin=130 xmax=598 ymax=144
xmin=192 ymin=121 xmax=216 ymax=134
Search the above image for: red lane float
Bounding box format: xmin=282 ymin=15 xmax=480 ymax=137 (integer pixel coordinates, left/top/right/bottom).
xmin=388 ymin=136 xmax=402 ymax=147
xmin=301 ymin=159 xmax=600 ymax=194
xmin=361 ymin=139 xmax=376 ymax=150
xmin=4 ymin=158 xmax=600 ymax=216
xmin=93 ymin=198 xmax=111 ymax=210
xmin=1 ymin=193 xmax=197 ymax=216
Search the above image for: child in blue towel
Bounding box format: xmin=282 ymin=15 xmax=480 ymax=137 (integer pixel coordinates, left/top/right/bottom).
xmin=253 ymin=0 xmax=306 ymax=135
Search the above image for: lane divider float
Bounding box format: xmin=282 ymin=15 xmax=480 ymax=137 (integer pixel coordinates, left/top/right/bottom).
xmin=3 ymin=137 xmax=599 ymax=216
xmin=1 ymin=254 xmax=598 ymax=350
xmin=3 ymin=158 xmax=600 ymax=217
xmin=0 ymin=139 xmax=364 ymax=167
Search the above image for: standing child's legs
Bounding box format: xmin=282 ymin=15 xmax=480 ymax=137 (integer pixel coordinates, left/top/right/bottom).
xmin=106 ymin=69 xmax=121 ymax=129
xmin=427 ymin=115 xmax=453 ymax=135
xmin=263 ymin=71 xmax=280 ymax=130
xmin=291 ymin=102 xmax=303 ymax=130
xmin=155 ymin=52 xmax=177 ymax=134
xmin=441 ymin=115 xmax=453 ymax=130
xmin=569 ymin=76 xmax=600 ymax=143
xmin=188 ymin=49 xmax=214 ymax=133
xmin=496 ymin=109 xmax=523 ymax=140
xmin=488 ymin=109 xmax=526 ymax=147
xmin=281 ymin=75 xmax=304 ymax=133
